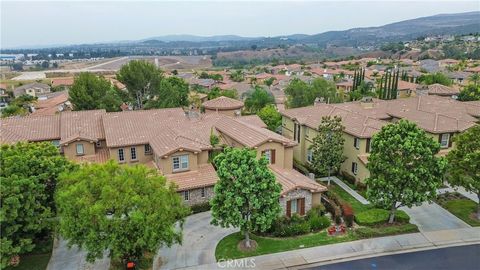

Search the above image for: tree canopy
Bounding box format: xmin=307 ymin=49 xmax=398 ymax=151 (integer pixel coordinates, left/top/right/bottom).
xmin=229 ymin=70 xmax=245 ymax=82
xmin=309 ymin=116 xmax=346 ymax=184
xmin=366 ymin=120 xmax=447 ymax=223
xmin=56 ymin=161 xmax=189 ymax=262
xmin=207 ymin=87 xmax=238 ymax=100
xmin=69 ymin=72 xmax=123 ymax=112
xmin=1 ymin=142 xmax=72 ymax=268
xmin=244 ymin=86 xmax=274 ymax=113
xmin=285 ymin=78 xmax=342 ymax=108
xmin=1 ymin=95 xmax=37 ymax=118
xmin=457 ymin=84 xmax=480 ymax=101
xmin=447 ymin=125 xmax=480 ymax=219
xmin=116 ymin=60 xmax=163 ymax=109
xmin=257 ymin=104 xmax=281 ymax=131
xmin=417 ymin=72 xmax=452 ymax=86
xmin=144 ymin=76 xmax=189 ymax=109
xmin=211 ymin=147 xmax=281 ymax=248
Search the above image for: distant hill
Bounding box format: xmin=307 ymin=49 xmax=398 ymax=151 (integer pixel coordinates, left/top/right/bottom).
xmin=141 ymin=34 xmax=261 ymax=43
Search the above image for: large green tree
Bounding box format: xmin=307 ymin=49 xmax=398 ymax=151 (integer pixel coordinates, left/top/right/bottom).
xmin=1 ymin=142 xmax=72 ymax=268
xmin=310 ymin=116 xmax=346 ymax=185
xmin=69 ymin=72 xmax=123 ymax=112
xmin=285 ymin=78 xmax=342 ymax=108
xmin=55 ymin=161 xmax=189 ymax=263
xmin=447 ymin=125 xmax=480 ymax=219
xmin=457 ymin=84 xmax=480 ymax=101
xmin=257 ymin=104 xmax=281 ymax=131
xmin=211 ymin=147 xmax=281 ymax=248
xmin=417 ymin=72 xmax=452 ymax=86
xmin=207 ymin=87 xmax=238 ymax=100
xmin=1 ymin=95 xmax=37 ymax=118
xmin=144 ymin=76 xmax=189 ymax=109
xmin=116 ymin=60 xmax=163 ymax=109
xmin=244 ymin=86 xmax=274 ymax=113
xmin=366 ymin=120 xmax=447 ymax=223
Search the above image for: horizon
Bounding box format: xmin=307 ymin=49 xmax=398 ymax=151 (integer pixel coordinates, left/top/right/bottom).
xmin=1 ymin=1 xmax=479 ymax=49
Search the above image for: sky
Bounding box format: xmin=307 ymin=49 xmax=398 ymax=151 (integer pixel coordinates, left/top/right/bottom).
xmin=1 ymin=0 xmax=479 ymax=49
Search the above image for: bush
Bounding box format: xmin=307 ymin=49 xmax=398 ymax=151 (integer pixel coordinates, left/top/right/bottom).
xmin=322 ymin=197 xmax=341 ymax=220
xmin=271 ymin=215 xmax=311 ymax=237
xmin=340 ymin=171 xmax=357 ymax=186
xmin=293 ymin=158 xmax=311 ymax=175
xmin=341 ymin=202 xmax=355 ymax=227
xmin=190 ymin=202 xmax=211 ymax=214
xmin=355 ymin=209 xmax=409 ymax=226
xmin=307 ymin=204 xmax=326 ymax=217
xmin=308 ymin=215 xmax=331 ymax=231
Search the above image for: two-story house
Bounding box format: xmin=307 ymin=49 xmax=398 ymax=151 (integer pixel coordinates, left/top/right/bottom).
xmin=281 ymin=96 xmax=480 ymax=183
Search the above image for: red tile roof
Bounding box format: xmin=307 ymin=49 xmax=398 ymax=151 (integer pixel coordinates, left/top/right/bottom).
xmin=203 ymin=96 xmax=244 ymax=110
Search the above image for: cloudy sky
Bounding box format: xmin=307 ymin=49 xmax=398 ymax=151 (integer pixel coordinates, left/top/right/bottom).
xmin=1 ymin=0 xmax=479 ymax=48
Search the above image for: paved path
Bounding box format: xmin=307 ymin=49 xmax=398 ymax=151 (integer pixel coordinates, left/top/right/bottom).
xmin=182 ymin=227 xmax=480 ymax=270
xmin=46 ymin=237 xmax=110 ymax=270
xmin=154 ymin=211 xmax=238 ymax=270
xmin=307 ymin=244 xmax=480 ymax=270
xmin=438 ymin=186 xmax=479 ymax=203
xmin=318 ymin=176 xmax=369 ymax=205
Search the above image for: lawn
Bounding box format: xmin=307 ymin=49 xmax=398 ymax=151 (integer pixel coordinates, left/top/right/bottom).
xmin=437 ymin=193 xmax=480 ymax=227
xmin=5 ymin=238 xmax=53 ymax=270
xmin=327 ymin=184 xmax=372 ymax=213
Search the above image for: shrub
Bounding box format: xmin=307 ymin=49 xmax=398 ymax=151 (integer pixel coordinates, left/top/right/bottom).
xmin=293 ymin=158 xmax=311 ymax=175
xmin=355 ymin=209 xmax=410 ymax=226
xmin=307 ymin=204 xmax=326 ymax=217
xmin=308 ymin=214 xmax=331 ymax=231
xmin=341 ymin=202 xmax=354 ymax=227
xmin=271 ymin=215 xmax=311 ymax=237
xmin=340 ymin=171 xmax=357 ymax=186
xmin=190 ymin=202 xmax=211 ymax=214
xmin=322 ymin=197 xmax=341 ymax=220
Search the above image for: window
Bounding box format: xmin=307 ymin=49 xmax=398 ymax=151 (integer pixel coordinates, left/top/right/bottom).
xmin=351 ymin=162 xmax=358 ymax=175
xmin=291 ymin=199 xmax=298 ymax=214
xmin=307 ymin=149 xmax=313 ymax=163
xmin=201 ymin=187 xmax=206 ymax=198
xmin=366 ymin=138 xmax=371 ymax=153
xmin=130 ymin=147 xmax=137 ymax=160
xmin=440 ymin=133 xmax=450 ymax=148
xmin=286 ymin=198 xmax=306 ymax=217
xmin=51 ymin=140 xmax=60 ymax=148
xmin=96 ymin=141 xmax=101 ymax=147
xmin=145 ymin=144 xmax=151 ymax=154
xmin=262 ymin=149 xmax=275 ymax=164
xmin=354 ymin=137 xmax=360 ymax=150
xmin=173 ymin=155 xmax=189 ymax=171
xmin=76 ymin=144 xmax=84 ymax=155
xmin=183 ymin=190 xmax=190 ymax=201
xmin=118 ymin=148 xmax=125 ymax=162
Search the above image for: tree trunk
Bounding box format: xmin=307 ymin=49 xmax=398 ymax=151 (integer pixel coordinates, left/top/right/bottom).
xmin=388 ymin=203 xmax=397 ymax=224
xmin=327 ymin=168 xmax=331 ymax=186
xmin=477 ymin=193 xmax=480 ymax=220
xmin=244 ymin=230 xmax=251 ymax=248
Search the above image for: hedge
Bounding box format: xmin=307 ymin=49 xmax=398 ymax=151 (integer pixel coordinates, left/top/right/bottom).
xmin=355 ymin=208 xmax=410 ymax=226
xmin=190 ymin=202 xmax=211 ymax=214
xmin=355 ymin=224 xmax=418 ymax=238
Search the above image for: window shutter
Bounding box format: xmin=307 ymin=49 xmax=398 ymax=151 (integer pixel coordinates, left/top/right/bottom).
xmin=351 ymin=162 xmax=355 ymax=173
xmin=366 ymin=139 xmax=371 ymax=153
xmin=299 ymin=198 xmax=305 ymax=216
xmin=448 ymin=133 xmax=454 ymax=147
xmin=286 ymin=201 xmax=291 ymax=217
xmin=438 ymin=134 xmax=442 ymax=143
xmin=271 ymin=149 xmax=276 ymax=164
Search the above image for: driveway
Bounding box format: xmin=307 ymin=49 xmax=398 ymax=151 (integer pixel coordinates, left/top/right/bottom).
xmin=401 ymin=202 xmax=471 ymax=232
xmin=154 ymin=211 xmax=238 ymax=270
xmin=47 ymin=237 xmax=110 ymax=270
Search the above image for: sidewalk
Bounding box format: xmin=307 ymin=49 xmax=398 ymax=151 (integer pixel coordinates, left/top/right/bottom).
xmin=181 ymin=227 xmax=480 ymax=270
xmin=318 ymin=176 xmax=369 ymax=205
xmin=46 ymin=237 xmax=110 ymax=270
xmin=437 ymin=186 xmax=479 ymax=203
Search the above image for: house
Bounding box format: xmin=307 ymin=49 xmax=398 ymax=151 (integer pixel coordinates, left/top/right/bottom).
xmin=280 ymin=96 xmax=479 ymax=183
xmin=336 ymin=80 xmax=353 ymax=93
xmin=31 ymin=91 xmax=71 ymax=116
xmin=446 ymin=71 xmax=470 ymax=85
xmin=13 ymin=83 xmax=51 ymax=98
xmin=418 ymin=84 xmax=460 ymax=97
xmin=396 ymin=80 xmax=419 ymax=98
xmin=202 ymin=96 xmax=244 ymax=117
xmin=2 ymin=103 xmax=326 ymax=217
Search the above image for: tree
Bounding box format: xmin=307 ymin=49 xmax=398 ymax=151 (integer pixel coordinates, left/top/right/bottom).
xmin=117 ymin=60 xmax=163 ymax=109
xmin=69 ymin=73 xmax=123 ymax=112
xmin=311 ymin=78 xmax=343 ymax=104
xmin=366 ymin=120 xmax=447 ymax=223
xmin=244 ymin=86 xmax=274 ymax=113
xmin=417 ymin=72 xmax=452 ymax=86
xmin=310 ymin=116 xmax=346 ymax=185
xmin=447 ymin=125 xmax=480 ymax=219
xmin=211 ymin=147 xmax=281 ymax=248
xmin=457 ymin=84 xmax=480 ymax=101
xmin=257 ymin=104 xmax=281 ymax=131
xmin=55 ymin=161 xmax=189 ymax=263
xmin=144 ymin=76 xmax=189 ymax=109
xmin=468 ymin=73 xmax=479 ymax=87
xmin=1 ymin=94 xmax=37 ymax=118
xmin=1 ymin=142 xmax=72 ymax=268
xmin=229 ymin=70 xmax=245 ymax=82
xmin=207 ymin=87 xmax=238 ymax=100
xmin=264 ymin=77 xmax=275 ymax=87
xmin=285 ymin=78 xmax=342 ymax=108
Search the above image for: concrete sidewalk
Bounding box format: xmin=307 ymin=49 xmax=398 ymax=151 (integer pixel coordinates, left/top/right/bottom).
xmin=437 ymin=187 xmax=479 ymax=203
xmin=46 ymin=237 xmax=110 ymax=270
xmin=318 ymin=176 xmax=369 ymax=205
xmin=181 ymin=227 xmax=480 ymax=270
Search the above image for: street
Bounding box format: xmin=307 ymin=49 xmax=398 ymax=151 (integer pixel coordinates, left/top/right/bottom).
xmin=308 ymin=244 xmax=480 ymax=270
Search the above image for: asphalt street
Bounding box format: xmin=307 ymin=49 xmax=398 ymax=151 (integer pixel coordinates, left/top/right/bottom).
xmin=308 ymin=244 xmax=480 ymax=270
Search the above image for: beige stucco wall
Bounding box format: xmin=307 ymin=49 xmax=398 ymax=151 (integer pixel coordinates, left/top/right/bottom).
xmin=63 ymin=140 xmax=95 ymax=159
xmin=155 ymin=150 xmax=199 ymax=174
xmin=205 ymin=108 xmax=239 ymax=117
xmin=256 ymin=141 xmax=287 ymax=168
xmin=109 ymin=144 xmax=154 ymax=165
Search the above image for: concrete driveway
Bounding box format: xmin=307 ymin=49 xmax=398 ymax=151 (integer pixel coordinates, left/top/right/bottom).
xmin=154 ymin=211 xmax=238 ymax=270
xmin=401 ymin=202 xmax=471 ymax=232
xmin=46 ymin=237 xmax=110 ymax=270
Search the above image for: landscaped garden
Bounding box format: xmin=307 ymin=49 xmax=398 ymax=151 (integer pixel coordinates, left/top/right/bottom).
xmin=215 ymin=183 xmax=418 ymax=260
xmin=5 ymin=237 xmax=53 ymax=270
xmin=436 ymin=192 xmax=480 ymax=227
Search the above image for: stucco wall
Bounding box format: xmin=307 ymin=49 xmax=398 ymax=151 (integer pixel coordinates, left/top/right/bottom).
xmin=63 ymin=140 xmax=95 ymax=158
xmin=109 ymin=144 xmax=154 ymax=165
xmin=155 ymin=150 xmax=199 ymax=174
xmin=205 ymin=108 xmax=238 ymax=117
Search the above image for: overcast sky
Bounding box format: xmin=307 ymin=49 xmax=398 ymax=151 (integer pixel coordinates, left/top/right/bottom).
xmin=1 ymin=0 xmax=479 ymax=48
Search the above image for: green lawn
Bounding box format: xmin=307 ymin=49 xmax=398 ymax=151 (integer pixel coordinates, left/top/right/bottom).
xmin=438 ymin=198 xmax=480 ymax=227
xmin=327 ymin=184 xmax=372 ymax=213
xmin=5 ymin=239 xmax=53 ymax=270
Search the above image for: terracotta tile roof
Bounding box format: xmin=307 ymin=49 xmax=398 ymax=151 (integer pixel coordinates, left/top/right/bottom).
xmin=397 ymin=80 xmax=418 ymax=90
xmin=269 ymin=165 xmax=327 ymax=195
xmin=203 ymin=96 xmax=244 ymax=110
xmin=51 ymin=77 xmax=74 ymax=87
xmin=60 ymin=110 xmax=106 ymax=145
xmin=236 ymin=115 xmax=267 ymax=128
xmin=215 ymin=117 xmax=296 ymax=148
xmin=31 ymin=91 xmax=69 ymax=116
xmin=427 ymin=84 xmax=460 ymax=96
xmin=165 ymin=163 xmax=218 ymax=191
xmin=1 ymin=115 xmax=60 ymax=143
